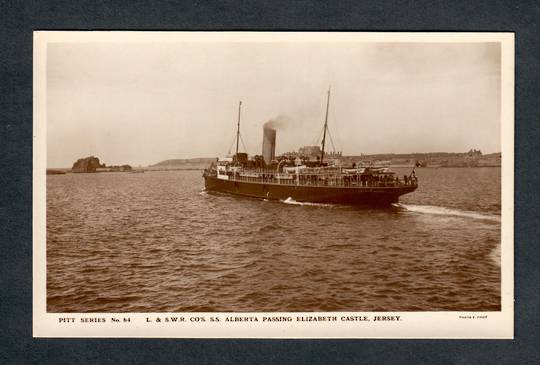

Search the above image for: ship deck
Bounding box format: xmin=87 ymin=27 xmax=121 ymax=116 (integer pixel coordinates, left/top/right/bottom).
xmin=205 ymin=167 xmax=418 ymax=189
xmin=203 ymin=171 xmax=417 ymax=205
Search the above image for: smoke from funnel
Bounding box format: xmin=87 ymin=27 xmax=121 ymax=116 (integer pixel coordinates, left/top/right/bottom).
xmin=263 ymin=115 xmax=289 ymax=131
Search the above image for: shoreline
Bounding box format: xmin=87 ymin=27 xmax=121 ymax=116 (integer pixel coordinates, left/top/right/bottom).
xmin=46 ymin=165 xmax=502 ymax=174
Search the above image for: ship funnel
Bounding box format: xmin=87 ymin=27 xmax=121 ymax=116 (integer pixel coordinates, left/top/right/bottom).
xmin=262 ymin=128 xmax=276 ymax=164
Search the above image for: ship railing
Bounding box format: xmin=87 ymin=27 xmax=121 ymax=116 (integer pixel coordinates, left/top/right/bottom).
xmin=210 ymin=165 xmax=418 ymax=187
xmin=227 ymin=172 xmax=418 ymax=188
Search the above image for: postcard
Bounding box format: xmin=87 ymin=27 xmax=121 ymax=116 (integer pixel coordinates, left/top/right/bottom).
xmin=34 ymin=31 xmax=514 ymax=338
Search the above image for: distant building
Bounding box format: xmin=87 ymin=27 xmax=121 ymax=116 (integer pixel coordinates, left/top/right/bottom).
xmin=298 ymin=146 xmax=321 ymax=158
xmin=297 ymin=146 xmax=342 ymax=160
xmin=96 ymin=165 xmax=132 ymax=172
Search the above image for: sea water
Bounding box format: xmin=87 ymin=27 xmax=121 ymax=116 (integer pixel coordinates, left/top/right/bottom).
xmin=47 ymin=167 xmax=501 ymax=312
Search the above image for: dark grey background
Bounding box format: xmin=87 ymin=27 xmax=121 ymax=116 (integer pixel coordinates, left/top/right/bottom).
xmin=1 ymin=1 xmax=539 ymax=364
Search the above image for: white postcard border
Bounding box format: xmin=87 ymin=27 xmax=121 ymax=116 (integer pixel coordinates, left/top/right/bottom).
xmin=33 ymin=31 xmax=514 ymax=338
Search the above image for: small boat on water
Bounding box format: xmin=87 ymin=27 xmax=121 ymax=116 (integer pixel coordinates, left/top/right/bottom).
xmin=203 ymin=89 xmax=418 ymax=205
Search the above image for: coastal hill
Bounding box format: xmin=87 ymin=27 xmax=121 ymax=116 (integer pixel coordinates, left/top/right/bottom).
xmin=148 ymin=158 xmax=216 ymax=170
xmin=149 ymin=150 xmax=501 ymax=170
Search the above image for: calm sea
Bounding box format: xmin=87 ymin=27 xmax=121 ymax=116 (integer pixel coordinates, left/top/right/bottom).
xmin=47 ymin=167 xmax=501 ymax=312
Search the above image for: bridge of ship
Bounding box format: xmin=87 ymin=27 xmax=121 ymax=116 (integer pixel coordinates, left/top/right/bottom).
xmin=206 ymin=165 xmax=418 ymax=188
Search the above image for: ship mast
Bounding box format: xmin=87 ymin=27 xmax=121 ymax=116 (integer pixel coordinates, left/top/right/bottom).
xmin=320 ymin=87 xmax=331 ymax=165
xmin=235 ymin=100 xmax=242 ymax=156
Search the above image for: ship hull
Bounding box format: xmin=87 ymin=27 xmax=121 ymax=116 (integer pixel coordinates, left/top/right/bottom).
xmin=204 ymin=176 xmax=416 ymax=206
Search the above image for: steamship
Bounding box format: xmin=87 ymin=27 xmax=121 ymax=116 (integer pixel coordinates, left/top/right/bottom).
xmin=203 ymin=89 xmax=418 ymax=205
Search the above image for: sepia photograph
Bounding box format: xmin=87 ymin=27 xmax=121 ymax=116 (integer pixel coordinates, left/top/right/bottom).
xmin=33 ymin=32 xmax=514 ymax=338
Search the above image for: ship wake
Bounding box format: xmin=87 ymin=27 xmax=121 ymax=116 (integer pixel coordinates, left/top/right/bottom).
xmin=281 ymin=197 xmax=333 ymax=207
xmin=395 ymin=203 xmax=501 ymax=222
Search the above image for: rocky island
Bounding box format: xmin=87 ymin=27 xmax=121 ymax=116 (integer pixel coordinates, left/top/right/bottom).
xmin=71 ymin=156 xmax=132 ymax=173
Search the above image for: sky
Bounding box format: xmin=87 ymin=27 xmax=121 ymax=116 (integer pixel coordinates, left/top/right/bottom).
xmin=47 ymin=41 xmax=501 ymax=167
